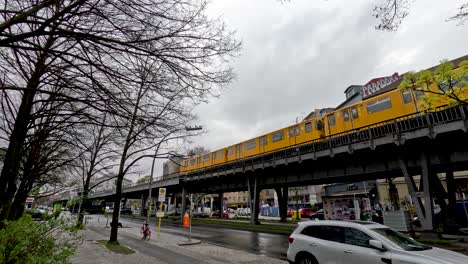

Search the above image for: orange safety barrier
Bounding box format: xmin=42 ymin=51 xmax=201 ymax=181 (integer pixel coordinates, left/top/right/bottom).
xmin=183 ymin=213 xmax=190 ymax=228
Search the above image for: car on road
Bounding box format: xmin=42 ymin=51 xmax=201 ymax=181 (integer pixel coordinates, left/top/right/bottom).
xmin=308 ymin=209 xmax=324 ymax=220
xmin=287 ymin=220 xmax=468 ymax=264
xmin=299 ymin=208 xmax=314 ymax=217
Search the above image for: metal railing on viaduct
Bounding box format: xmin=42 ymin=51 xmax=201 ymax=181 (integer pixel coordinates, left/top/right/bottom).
xmin=86 ymin=105 xmax=468 ymax=230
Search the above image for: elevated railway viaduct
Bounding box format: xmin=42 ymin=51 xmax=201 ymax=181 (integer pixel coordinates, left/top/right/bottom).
xmin=89 ymin=105 xmax=468 ymax=230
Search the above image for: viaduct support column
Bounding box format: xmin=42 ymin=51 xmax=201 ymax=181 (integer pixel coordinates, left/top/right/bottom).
xmin=218 ymin=192 xmax=224 ymax=219
xmin=247 ymin=175 xmax=260 ymax=225
xmin=446 ymin=170 xmax=456 ymax=217
xmin=275 ymin=186 xmax=288 ymax=223
xmin=420 ymin=152 xmax=434 ymax=230
xmin=140 ymin=194 xmax=147 ymax=216
xmin=181 ymin=186 xmax=187 ymax=220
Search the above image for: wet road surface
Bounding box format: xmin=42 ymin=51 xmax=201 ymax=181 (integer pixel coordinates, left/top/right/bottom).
xmin=119 ymin=216 xmax=290 ymax=260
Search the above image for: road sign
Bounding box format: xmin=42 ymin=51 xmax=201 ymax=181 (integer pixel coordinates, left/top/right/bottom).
xmin=156 ymin=211 xmax=165 ymax=218
xmin=158 ymin=188 xmax=166 ymax=202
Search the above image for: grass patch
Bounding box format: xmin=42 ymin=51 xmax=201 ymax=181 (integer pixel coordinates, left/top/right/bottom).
xmin=98 ymin=240 xmax=135 ymax=255
xmin=191 ymin=219 xmax=295 ymax=234
xmin=416 ymin=238 xmax=454 ymax=245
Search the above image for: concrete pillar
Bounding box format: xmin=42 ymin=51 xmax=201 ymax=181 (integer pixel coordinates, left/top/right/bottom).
xmin=181 ymin=187 xmax=187 ymax=218
xmin=275 ymin=186 xmax=288 ymax=223
xmin=421 ymin=153 xmax=434 ymax=231
xmin=210 ymin=196 xmax=214 ymax=212
xmin=446 ymin=170 xmax=456 ymax=216
xmin=140 ymin=194 xmax=147 ymax=216
xmin=247 ymin=175 xmax=260 ymax=225
xmin=218 ymin=192 xmax=224 ymax=219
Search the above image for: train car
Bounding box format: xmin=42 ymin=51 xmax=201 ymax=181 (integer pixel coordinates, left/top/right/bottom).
xmin=324 ymin=88 xmax=419 ymax=136
xmin=211 ymin=148 xmax=227 ymax=166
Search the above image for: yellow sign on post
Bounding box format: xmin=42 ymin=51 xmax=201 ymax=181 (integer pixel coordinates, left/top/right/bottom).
xmin=157 ymin=188 xmax=166 ymax=237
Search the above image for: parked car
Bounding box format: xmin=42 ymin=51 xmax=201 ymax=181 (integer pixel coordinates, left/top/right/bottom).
xmin=308 ymin=209 xmax=324 ymax=220
xmin=25 ymin=209 xmax=47 ymax=219
xmin=299 ymin=208 xmax=314 ymax=217
xmin=287 ymin=220 xmax=468 ymax=264
xmin=120 ymin=208 xmax=133 ymax=215
xmin=211 ymin=210 xmax=228 ymax=218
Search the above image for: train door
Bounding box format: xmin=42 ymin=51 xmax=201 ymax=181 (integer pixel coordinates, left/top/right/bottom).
xmin=259 ymin=135 xmax=268 ymax=153
xmin=288 ymin=125 xmax=300 ymax=146
xmin=235 ymin=143 xmax=242 ymax=159
xmin=341 ymin=109 xmax=354 ymax=132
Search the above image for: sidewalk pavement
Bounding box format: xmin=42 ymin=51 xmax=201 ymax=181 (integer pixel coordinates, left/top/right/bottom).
xmin=71 ymin=215 xmax=287 ymax=264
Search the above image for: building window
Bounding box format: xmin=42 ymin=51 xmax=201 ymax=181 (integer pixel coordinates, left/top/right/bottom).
xmin=343 ymin=110 xmax=350 ymax=121
xmin=328 ymin=114 xmax=336 ymax=127
xmin=366 ymin=96 xmax=392 ymax=114
xmin=272 ymin=131 xmax=284 ymax=142
xmin=402 ymin=91 xmax=412 ymax=104
xmin=245 ymin=139 xmax=256 ymax=150
xmin=260 ymin=136 xmax=268 ymax=146
xmin=351 ymin=107 xmax=359 ymax=119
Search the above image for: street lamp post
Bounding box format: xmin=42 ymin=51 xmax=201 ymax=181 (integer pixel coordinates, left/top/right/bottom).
xmin=146 ymin=126 xmax=203 ymax=224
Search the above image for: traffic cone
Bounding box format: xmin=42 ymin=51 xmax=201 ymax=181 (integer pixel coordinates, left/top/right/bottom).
xmin=183 ymin=213 xmax=190 ymax=228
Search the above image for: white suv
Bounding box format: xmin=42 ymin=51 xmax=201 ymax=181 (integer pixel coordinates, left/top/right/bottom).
xmin=287 ymin=220 xmax=468 ymax=264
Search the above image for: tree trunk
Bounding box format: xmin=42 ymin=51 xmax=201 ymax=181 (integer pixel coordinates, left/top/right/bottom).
xmin=0 ymin=35 xmax=55 ymax=220
xmin=109 ymin=81 xmax=144 ymax=243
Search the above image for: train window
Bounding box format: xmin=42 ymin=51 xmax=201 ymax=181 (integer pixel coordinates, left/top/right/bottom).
xmin=402 ymin=91 xmax=412 ymax=104
xmin=438 ymin=81 xmax=451 ymax=91
xmin=245 ymin=139 xmax=256 ymax=150
xmin=305 ymin=122 xmax=312 ymax=133
xmin=315 ymin=120 xmax=324 ymax=130
xmin=343 ymin=110 xmax=350 ymax=121
xmin=415 ymin=89 xmax=424 ymax=100
xmin=203 ymin=154 xmax=210 ymax=161
xmin=366 ymin=96 xmax=392 ymax=114
xmin=197 ymin=157 xmax=201 ymax=163
xmin=184 ymin=161 xmax=188 ymax=166
xmin=260 ymin=136 xmax=268 ymax=146
xmin=227 ymin=147 xmax=233 ymax=156
xmin=289 ymin=126 xmax=300 ymax=137
xmin=217 ymin=150 xmax=224 ymax=158
xmin=351 ymin=108 xmax=358 ymax=119
xmin=272 ymin=131 xmax=284 ymax=142
xmin=190 ymin=159 xmax=195 ymax=165
xmin=328 ymin=114 xmax=336 ymax=127
xmin=212 ymin=153 xmax=216 ymax=160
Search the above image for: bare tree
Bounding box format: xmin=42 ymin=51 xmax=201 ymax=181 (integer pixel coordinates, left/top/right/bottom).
xmin=187 ymin=146 xmax=210 ymax=157
xmin=374 ymin=0 xmax=468 ymax=31
xmin=0 ymin=0 xmax=240 ymax=220
xmin=69 ymin=114 xmax=117 ymax=228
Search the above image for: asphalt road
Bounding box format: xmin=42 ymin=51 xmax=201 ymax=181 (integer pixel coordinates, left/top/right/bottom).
xmin=119 ymin=216 xmax=290 ymax=260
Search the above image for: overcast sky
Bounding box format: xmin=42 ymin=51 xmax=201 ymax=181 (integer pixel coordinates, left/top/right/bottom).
xmin=135 ymin=0 xmax=468 ymax=180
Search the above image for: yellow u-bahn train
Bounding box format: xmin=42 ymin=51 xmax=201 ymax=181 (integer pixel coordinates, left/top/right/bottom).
xmin=180 ymin=61 xmax=468 ymax=174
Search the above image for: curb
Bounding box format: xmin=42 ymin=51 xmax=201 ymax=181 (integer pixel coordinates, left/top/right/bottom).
xmin=177 ymin=239 xmax=202 ymax=246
